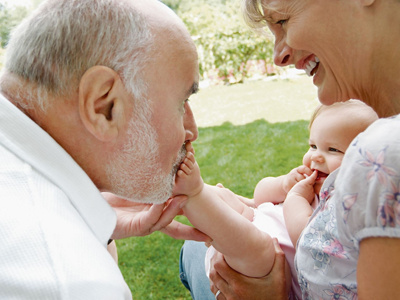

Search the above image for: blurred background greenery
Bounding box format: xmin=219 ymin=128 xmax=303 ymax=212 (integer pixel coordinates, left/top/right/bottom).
xmin=0 ymin=0 xmax=318 ymax=298
xmin=0 ymin=0 xmax=279 ymax=84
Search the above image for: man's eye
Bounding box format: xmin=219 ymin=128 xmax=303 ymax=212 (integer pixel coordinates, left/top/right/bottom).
xmin=181 ymin=99 xmax=189 ymax=113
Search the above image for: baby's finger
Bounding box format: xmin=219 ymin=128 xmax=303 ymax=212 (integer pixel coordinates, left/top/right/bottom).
xmin=298 ymin=165 xmax=313 ymax=177
xmin=304 ymin=170 xmax=318 ymax=184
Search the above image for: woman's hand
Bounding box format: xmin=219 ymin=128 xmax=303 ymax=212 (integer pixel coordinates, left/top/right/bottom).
xmin=209 ymin=238 xmax=288 ymax=300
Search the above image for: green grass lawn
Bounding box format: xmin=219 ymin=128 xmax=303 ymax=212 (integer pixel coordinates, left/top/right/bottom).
xmin=117 ymin=76 xmax=316 ymax=299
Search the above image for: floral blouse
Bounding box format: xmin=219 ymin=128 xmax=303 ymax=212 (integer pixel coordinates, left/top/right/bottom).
xmin=295 ymin=114 xmax=400 ymax=299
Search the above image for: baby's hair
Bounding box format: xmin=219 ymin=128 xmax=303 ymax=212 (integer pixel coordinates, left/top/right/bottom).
xmin=308 ymin=104 xmax=324 ymax=130
xmin=308 ymin=99 xmax=378 ymax=131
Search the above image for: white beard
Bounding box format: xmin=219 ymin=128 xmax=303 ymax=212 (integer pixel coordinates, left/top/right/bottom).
xmin=106 ymin=111 xmax=186 ymax=204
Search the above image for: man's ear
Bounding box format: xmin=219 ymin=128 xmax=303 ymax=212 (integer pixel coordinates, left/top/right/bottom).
xmin=78 ymin=66 xmax=128 ymax=142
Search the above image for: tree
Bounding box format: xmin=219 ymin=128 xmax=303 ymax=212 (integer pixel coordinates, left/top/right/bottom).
xmin=179 ymin=0 xmax=275 ymax=84
xmin=0 ymin=3 xmax=29 ymax=47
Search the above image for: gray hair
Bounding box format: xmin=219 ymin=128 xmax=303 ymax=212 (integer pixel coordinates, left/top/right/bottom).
xmin=1 ymin=0 xmax=154 ymax=110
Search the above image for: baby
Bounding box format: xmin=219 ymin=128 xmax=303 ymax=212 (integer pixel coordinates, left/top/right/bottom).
xmin=174 ymin=100 xmax=378 ymax=298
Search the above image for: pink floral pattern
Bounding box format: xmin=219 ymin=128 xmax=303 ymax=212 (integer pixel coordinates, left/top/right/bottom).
xmin=357 ymin=148 xmax=397 ymax=185
xmin=379 ymin=179 xmax=400 ymax=227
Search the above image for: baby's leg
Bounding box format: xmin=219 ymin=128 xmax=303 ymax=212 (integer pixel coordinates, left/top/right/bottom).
xmin=211 ymin=185 xmax=254 ymax=221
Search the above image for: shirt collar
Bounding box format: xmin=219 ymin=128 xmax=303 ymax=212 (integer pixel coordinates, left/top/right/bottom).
xmin=0 ymin=93 xmax=116 ymax=245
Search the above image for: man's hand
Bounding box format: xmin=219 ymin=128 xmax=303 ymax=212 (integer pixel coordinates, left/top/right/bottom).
xmin=209 ymin=238 xmax=288 ymax=300
xmin=103 ymin=193 xmax=209 ymax=242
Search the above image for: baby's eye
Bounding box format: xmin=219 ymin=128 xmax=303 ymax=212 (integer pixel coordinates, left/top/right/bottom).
xmin=310 ymin=144 xmax=317 ymax=150
xmin=329 ymin=147 xmax=344 ymax=153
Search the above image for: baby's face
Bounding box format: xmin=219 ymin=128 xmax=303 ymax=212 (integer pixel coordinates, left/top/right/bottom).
xmin=303 ymin=112 xmax=355 ymax=194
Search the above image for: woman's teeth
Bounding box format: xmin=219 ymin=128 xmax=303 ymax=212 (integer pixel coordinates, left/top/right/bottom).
xmin=305 ymin=57 xmax=320 ymax=77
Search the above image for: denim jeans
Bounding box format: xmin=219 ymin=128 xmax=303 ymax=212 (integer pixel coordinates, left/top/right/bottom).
xmin=179 ymin=241 xmax=215 ymax=300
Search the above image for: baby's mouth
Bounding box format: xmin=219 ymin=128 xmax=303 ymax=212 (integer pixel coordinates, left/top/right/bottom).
xmin=316 ymin=170 xmax=329 ymax=181
xmin=305 ymin=56 xmax=320 ymax=77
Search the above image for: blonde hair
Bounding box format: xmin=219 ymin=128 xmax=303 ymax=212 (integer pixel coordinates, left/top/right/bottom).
xmin=241 ymin=0 xmax=288 ymax=28
xmin=241 ymin=0 xmax=267 ymax=30
xmin=309 ymin=99 xmax=379 ymax=131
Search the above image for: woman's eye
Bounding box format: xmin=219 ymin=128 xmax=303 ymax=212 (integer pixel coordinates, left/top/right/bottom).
xmin=276 ymin=19 xmax=287 ymax=26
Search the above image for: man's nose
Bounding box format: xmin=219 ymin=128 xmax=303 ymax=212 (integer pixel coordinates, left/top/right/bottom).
xmin=184 ymin=102 xmax=198 ymax=143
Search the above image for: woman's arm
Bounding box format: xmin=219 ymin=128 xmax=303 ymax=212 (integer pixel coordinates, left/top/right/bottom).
xmin=358 ymin=237 xmax=400 ymax=299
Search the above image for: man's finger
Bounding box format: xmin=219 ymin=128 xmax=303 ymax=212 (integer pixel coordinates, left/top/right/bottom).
xmin=149 ymin=195 xmax=187 ymax=231
xmin=137 ymin=202 xmax=167 ymax=234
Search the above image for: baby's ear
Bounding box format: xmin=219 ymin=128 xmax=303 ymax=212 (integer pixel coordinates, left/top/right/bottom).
xmin=78 ymin=66 xmax=130 ymax=142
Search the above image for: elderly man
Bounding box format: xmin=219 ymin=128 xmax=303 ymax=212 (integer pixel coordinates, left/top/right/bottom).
xmin=0 ymin=0 xmax=206 ymax=298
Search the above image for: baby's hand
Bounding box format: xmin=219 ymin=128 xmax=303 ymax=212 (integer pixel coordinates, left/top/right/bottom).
xmin=287 ymin=170 xmax=317 ymax=204
xmin=283 ymin=165 xmax=313 ymax=193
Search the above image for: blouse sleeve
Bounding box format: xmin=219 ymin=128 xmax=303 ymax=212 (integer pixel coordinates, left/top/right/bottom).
xmin=335 ymin=115 xmax=400 ymax=251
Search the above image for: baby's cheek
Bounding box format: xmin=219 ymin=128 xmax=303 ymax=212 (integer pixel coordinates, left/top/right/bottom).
xmin=303 ymin=152 xmax=312 ymax=167
xmin=330 ymin=157 xmax=344 ymax=173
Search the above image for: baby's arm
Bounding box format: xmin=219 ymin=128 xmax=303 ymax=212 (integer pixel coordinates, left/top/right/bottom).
xmin=176 ymin=145 xmax=275 ymax=277
xmin=283 ymin=170 xmax=317 ymax=247
xmin=253 ymin=165 xmax=312 ymax=207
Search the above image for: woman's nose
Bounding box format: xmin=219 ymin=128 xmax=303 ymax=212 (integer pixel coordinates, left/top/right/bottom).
xmin=274 ymin=41 xmax=293 ymax=67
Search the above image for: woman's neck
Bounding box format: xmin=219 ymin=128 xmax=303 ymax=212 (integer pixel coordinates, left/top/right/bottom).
xmin=362 ymin=0 xmax=400 ymax=117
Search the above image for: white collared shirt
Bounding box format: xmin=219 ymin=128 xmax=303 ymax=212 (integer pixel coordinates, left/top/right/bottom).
xmin=0 ymin=94 xmax=131 ymax=299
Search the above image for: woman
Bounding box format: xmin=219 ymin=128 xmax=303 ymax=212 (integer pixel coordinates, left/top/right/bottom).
xmin=180 ymin=0 xmax=400 ymax=298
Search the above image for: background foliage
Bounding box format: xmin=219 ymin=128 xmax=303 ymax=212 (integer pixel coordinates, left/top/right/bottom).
xmin=0 ymin=3 xmax=29 ymax=48
xmin=0 ymin=0 xmax=276 ymax=84
xmin=162 ymin=0 xmax=276 ymax=84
